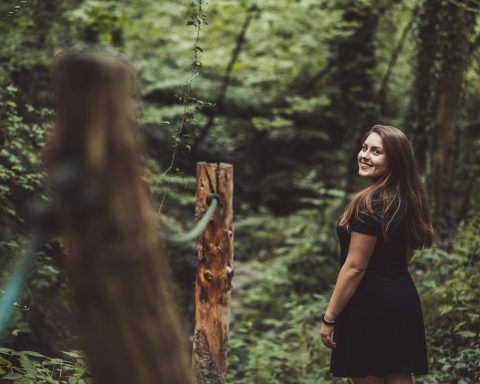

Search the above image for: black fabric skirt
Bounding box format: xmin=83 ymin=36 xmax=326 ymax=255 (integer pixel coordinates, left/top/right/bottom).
xmin=330 ymin=269 xmax=429 ymax=378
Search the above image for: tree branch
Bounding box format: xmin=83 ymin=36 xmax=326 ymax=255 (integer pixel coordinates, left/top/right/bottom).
xmin=376 ymin=5 xmax=419 ymax=110
xmin=293 ymin=57 xmax=335 ymax=94
xmin=192 ymin=5 xmax=259 ymax=154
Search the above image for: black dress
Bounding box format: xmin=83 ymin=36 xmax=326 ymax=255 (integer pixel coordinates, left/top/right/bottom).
xmin=330 ymin=203 xmax=429 ymax=378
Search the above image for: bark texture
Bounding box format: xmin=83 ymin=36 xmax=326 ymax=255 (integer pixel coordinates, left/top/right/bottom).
xmin=332 ymin=1 xmax=380 ymax=200
xmin=431 ymin=6 xmax=476 ymax=248
xmin=405 ymin=0 xmax=477 ymax=248
xmin=192 ymin=162 xmax=234 ymax=384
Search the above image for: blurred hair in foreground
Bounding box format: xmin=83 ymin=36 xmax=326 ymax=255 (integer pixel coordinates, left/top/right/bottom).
xmin=44 ymin=46 xmax=195 ymax=384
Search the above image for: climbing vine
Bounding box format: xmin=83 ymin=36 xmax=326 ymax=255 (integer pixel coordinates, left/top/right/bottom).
xmin=154 ymin=0 xmax=209 ymax=211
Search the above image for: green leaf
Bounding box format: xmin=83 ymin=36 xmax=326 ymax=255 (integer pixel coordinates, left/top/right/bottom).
xmin=22 ymin=351 xmax=45 ymax=358
xmin=19 ymin=354 xmax=36 ymax=378
xmin=62 ymin=351 xmax=82 ymax=358
xmin=456 ymin=331 xmax=476 ymax=338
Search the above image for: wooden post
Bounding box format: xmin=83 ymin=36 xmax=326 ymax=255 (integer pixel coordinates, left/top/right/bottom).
xmin=192 ymin=162 xmax=234 ymax=384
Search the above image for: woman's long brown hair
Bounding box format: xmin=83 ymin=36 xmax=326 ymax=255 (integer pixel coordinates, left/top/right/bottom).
xmin=44 ymin=48 xmax=195 ymax=384
xmin=338 ymin=125 xmax=434 ymax=249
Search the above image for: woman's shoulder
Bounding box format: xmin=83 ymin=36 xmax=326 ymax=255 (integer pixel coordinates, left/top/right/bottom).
xmin=358 ymin=190 xmax=384 ymax=217
xmin=350 ymin=192 xmax=384 ymax=237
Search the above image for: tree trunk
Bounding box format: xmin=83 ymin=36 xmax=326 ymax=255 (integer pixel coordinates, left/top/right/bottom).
xmin=332 ymin=2 xmax=380 ymax=201
xmin=404 ymin=0 xmax=477 ymax=248
xmin=192 ymin=162 xmax=234 ymax=384
xmin=376 ymin=5 xmax=419 ymax=116
xmin=431 ymin=6 xmax=476 ymax=249
xmin=403 ymin=0 xmax=442 ymax=173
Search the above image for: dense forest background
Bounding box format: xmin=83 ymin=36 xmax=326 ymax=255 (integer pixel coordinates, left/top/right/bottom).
xmin=0 ymin=0 xmax=479 ymax=383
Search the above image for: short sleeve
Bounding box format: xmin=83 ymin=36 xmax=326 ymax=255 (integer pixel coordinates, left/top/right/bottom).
xmin=350 ymin=195 xmax=383 ymax=237
xmin=350 ymin=210 xmax=381 ymax=236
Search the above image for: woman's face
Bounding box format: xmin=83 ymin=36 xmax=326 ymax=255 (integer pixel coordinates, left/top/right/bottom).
xmin=358 ymin=132 xmax=389 ymax=180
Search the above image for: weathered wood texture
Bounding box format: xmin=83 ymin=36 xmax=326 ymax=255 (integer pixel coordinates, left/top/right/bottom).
xmin=192 ymin=162 xmax=234 ymax=384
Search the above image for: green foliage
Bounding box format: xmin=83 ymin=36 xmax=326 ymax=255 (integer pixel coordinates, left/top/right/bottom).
xmin=0 ymin=348 xmax=91 ymax=383
xmin=65 ymin=0 xmax=124 ymax=45
xmin=229 ymin=295 xmax=333 ymax=384
xmin=227 ymin=257 xmax=332 ymax=384
xmin=187 ymin=0 xmax=208 ymax=28
xmin=228 ymin=199 xmax=480 ymax=383
xmin=234 ymin=208 xmax=304 ymax=262
xmin=0 ymin=0 xmax=479 ymax=382
xmin=227 ymin=207 xmax=341 ymax=383
xmin=0 ymin=84 xmax=48 ymax=264
xmin=0 ymin=71 xmax=73 ymax=353
xmin=413 ymin=217 xmax=480 ymax=384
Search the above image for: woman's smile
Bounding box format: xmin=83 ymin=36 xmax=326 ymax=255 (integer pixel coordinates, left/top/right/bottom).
xmin=359 ymin=162 xmax=372 ymax=169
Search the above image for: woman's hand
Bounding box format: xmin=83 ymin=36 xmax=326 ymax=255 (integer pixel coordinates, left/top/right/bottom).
xmin=320 ymin=323 xmax=336 ymax=349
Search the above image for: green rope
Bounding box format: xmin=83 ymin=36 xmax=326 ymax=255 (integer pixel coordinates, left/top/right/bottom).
xmin=169 ymin=194 xmax=220 ymax=243
xmin=0 ymin=233 xmax=43 ymax=338
xmin=0 ymin=201 xmax=55 ymax=338
xmin=0 ymin=165 xmax=220 ymax=337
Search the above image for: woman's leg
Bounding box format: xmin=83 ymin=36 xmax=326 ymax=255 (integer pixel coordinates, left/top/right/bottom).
xmin=351 ymin=376 xmax=385 ymax=384
xmin=384 ymin=373 xmax=413 ymax=384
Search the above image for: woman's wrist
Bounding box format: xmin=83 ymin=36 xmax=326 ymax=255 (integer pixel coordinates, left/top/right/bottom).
xmin=321 ymin=313 xmax=336 ymax=326
xmin=325 ymin=312 xmax=336 ymax=322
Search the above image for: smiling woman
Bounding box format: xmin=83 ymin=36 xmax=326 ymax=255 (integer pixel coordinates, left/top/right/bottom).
xmin=358 ymin=132 xmax=389 ymax=181
xmin=319 ymin=125 xmax=434 ymax=384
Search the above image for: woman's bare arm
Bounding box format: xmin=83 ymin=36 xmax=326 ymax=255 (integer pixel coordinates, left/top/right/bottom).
xmin=324 ymin=232 xmax=378 ymax=321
